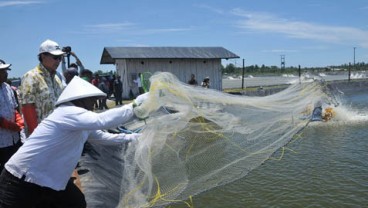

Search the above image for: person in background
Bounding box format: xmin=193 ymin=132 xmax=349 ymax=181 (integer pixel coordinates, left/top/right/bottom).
xmin=133 ymin=73 xmax=144 ymax=95
xmin=188 ymin=73 xmax=198 ymax=86
xmin=80 ymin=69 xmax=93 ymax=82
xmin=114 ymin=75 xmax=123 ymax=106
xmin=61 ymin=50 xmax=85 ymax=75
xmin=108 ymin=75 xmax=115 ymax=98
xmin=0 ymin=76 xmax=148 ymax=207
xmin=6 ymin=79 xmax=20 ymax=112
xmin=59 ymin=50 xmax=84 ymax=87
xmin=98 ymin=77 xmax=109 ymax=110
xmin=0 ymin=59 xmax=24 ymax=173
xmin=63 ymin=67 xmax=79 ymax=84
xmin=201 ymin=76 xmax=210 ymax=88
xmin=20 ymin=39 xmax=65 ymax=136
xmin=92 ymin=73 xmax=100 ymax=110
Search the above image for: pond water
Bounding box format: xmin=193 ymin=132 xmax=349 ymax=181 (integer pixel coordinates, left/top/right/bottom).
xmin=174 ymin=80 xmax=368 ymax=208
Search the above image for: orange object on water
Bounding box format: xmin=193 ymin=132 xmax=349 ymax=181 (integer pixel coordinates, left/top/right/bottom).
xmin=323 ymin=107 xmax=335 ymax=121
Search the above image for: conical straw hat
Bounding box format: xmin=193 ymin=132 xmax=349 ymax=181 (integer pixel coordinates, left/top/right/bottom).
xmin=56 ymin=76 xmax=106 ymax=106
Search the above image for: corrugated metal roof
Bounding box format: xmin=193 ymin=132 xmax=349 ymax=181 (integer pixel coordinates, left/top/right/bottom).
xmin=100 ymin=47 xmax=239 ymax=64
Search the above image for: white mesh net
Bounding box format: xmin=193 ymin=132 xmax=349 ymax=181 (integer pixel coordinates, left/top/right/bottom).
xmin=106 ymin=72 xmax=334 ymax=207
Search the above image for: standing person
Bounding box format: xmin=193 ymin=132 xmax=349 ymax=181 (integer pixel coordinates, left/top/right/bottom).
xmin=92 ymin=73 xmax=100 ymax=110
xmin=108 ymin=75 xmax=115 ymax=98
xmin=114 ymin=75 xmax=123 ymax=106
xmin=0 ymin=59 xmax=24 ymax=172
xmin=80 ymin=69 xmax=93 ymax=82
xmin=61 ymin=50 xmax=85 ymax=74
xmin=0 ymin=76 xmax=148 ymax=208
xmin=133 ymin=73 xmax=144 ymax=95
xmin=63 ymin=67 xmax=79 ymax=84
xmin=20 ymin=39 xmax=65 ymax=136
xmin=98 ymin=77 xmax=109 ymax=110
xmin=201 ymin=77 xmax=210 ymax=88
xmin=6 ymin=79 xmax=20 ymax=112
xmin=59 ymin=49 xmax=84 ymax=87
xmin=188 ymin=74 xmax=198 ymax=86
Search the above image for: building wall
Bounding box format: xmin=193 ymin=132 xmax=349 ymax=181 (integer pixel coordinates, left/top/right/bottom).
xmin=115 ymin=58 xmax=222 ymax=99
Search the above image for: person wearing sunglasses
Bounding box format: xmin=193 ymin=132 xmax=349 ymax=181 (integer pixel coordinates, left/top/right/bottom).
xmin=20 ymin=39 xmax=65 ymax=136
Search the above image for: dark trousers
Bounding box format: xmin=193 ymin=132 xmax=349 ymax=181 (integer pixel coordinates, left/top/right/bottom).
xmin=114 ymin=91 xmax=123 ymax=105
xmin=138 ymin=87 xmax=144 ymax=95
xmin=0 ymin=140 xmax=22 ymax=173
xmin=98 ymin=98 xmax=108 ymax=110
xmin=0 ymin=169 xmax=86 ymax=208
xmin=94 ymin=100 xmax=99 ymax=110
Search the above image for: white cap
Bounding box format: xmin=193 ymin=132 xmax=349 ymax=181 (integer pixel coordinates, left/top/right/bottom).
xmin=56 ymin=76 xmax=106 ymax=106
xmin=0 ymin=59 xmax=11 ymax=70
xmin=39 ymin=39 xmax=64 ymax=55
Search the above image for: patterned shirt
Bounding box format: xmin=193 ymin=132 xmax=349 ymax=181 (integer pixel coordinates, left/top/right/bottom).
xmin=0 ymin=82 xmax=20 ymax=147
xmin=20 ymin=64 xmax=64 ymax=124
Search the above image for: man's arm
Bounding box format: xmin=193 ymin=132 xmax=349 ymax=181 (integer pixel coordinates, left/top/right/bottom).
xmin=0 ymin=109 xmax=23 ymax=132
xmin=71 ymin=52 xmax=85 ymax=74
xmin=61 ymin=56 xmax=67 ymax=73
xmin=22 ymin=103 xmax=38 ymax=135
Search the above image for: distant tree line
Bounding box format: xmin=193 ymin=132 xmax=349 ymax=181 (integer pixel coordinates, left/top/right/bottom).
xmin=222 ymin=62 xmax=368 ymax=76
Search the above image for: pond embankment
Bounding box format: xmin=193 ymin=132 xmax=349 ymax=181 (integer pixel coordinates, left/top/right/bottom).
xmin=225 ymin=78 xmax=368 ymax=96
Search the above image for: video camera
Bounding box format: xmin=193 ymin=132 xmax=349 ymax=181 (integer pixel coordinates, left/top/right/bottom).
xmin=62 ymin=46 xmax=72 ymax=54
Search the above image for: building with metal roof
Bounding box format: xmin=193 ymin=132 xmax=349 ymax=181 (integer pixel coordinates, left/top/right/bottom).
xmin=100 ymin=47 xmax=239 ymax=98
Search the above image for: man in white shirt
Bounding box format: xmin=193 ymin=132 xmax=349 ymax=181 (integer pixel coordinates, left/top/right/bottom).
xmin=0 ymin=76 xmax=149 ymax=207
xmin=133 ymin=73 xmax=144 ymax=95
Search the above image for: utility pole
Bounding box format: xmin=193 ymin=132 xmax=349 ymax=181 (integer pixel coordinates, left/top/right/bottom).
xmin=242 ymin=59 xmax=245 ymax=89
xmin=348 ymin=62 xmax=351 ymax=82
xmin=353 ymin=47 xmax=356 ymax=66
xmin=280 ymin=55 xmax=285 ymax=71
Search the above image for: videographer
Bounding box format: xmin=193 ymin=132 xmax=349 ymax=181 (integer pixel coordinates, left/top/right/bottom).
xmin=61 ymin=46 xmax=85 ymax=77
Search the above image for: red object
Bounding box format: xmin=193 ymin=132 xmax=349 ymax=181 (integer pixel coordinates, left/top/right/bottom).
xmin=22 ymin=104 xmax=38 ymax=134
xmin=15 ymin=110 xmax=24 ymax=129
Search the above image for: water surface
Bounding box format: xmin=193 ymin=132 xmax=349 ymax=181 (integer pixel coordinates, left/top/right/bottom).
xmin=173 ymin=80 xmax=368 ymax=208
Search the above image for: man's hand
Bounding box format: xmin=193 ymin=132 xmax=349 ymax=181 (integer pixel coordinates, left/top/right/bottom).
xmin=0 ymin=117 xmax=22 ymax=132
xmin=124 ymin=133 xmax=141 ymax=142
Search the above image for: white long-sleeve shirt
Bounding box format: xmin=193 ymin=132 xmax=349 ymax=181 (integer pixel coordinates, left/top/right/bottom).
xmin=133 ymin=77 xmax=142 ymax=87
xmin=5 ymin=103 xmax=135 ymax=191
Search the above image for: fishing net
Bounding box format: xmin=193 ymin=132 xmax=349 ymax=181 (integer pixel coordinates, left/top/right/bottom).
xmin=80 ymin=72 xmax=335 ymax=208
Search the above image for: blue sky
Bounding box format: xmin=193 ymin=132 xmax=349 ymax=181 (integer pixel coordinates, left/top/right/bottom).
xmin=1 ymin=0 xmax=368 ymax=78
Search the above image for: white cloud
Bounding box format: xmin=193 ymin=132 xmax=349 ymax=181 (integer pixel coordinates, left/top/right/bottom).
xmin=194 ymin=3 xmax=224 ymax=14
xmin=142 ymin=27 xmax=193 ymax=34
xmin=83 ymin=22 xmax=135 ymax=33
xmin=0 ymin=1 xmax=42 ymax=7
xmin=262 ymin=49 xmax=298 ymax=53
xmin=231 ymin=8 xmax=368 ymax=48
xmin=82 ymin=22 xmax=193 ymax=35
